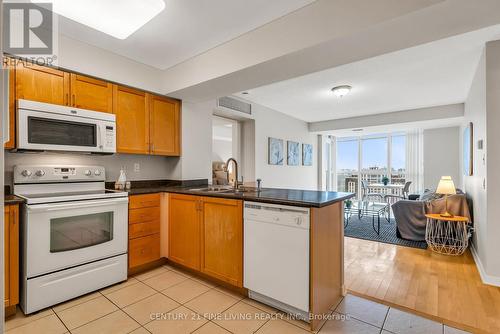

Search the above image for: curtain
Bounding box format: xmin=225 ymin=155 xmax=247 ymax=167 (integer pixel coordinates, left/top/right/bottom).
xmin=406 ymin=129 xmax=424 ymax=193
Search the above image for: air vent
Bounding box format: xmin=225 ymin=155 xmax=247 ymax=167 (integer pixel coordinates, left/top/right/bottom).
xmin=217 ymin=96 xmax=252 ymax=115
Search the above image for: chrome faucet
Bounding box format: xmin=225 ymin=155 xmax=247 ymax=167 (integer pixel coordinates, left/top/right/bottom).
xmin=226 ymin=157 xmax=239 ymax=190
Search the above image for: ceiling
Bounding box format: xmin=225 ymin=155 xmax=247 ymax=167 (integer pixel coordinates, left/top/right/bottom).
xmin=235 ymin=25 xmax=500 ymax=123
xmin=57 ymin=0 xmax=316 ymax=69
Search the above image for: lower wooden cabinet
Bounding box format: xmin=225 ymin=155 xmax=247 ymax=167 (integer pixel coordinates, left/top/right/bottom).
xmin=129 ymin=234 xmax=160 ymax=269
xmin=168 ymin=194 xmax=202 ymax=271
xmin=128 ymin=194 xmax=161 ymax=270
xmin=4 ymin=204 xmax=19 ymax=312
xmin=168 ymin=194 xmax=243 ymax=287
xmin=201 ymin=197 xmax=243 ymax=287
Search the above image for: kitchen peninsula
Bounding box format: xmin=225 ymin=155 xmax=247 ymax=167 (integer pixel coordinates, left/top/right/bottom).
xmin=118 ymin=180 xmax=354 ymax=331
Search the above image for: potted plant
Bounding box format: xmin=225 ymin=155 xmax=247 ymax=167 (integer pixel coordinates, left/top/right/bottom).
xmin=382 ymin=176 xmax=389 ymax=186
xmin=345 ymin=199 xmax=352 ymax=209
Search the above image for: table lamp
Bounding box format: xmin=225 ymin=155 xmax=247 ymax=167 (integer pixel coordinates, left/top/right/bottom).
xmin=436 ymin=176 xmax=456 ymax=217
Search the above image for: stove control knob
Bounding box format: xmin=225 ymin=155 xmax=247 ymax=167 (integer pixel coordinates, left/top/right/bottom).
xmin=35 ymin=170 xmax=45 ymax=177
xmin=21 ymin=170 xmax=32 ymax=177
xmin=94 ymin=170 xmax=102 ymax=176
xmin=84 ymin=170 xmax=92 ymax=176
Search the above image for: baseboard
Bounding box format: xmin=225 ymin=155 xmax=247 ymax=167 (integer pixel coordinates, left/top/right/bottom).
xmin=470 ymin=245 xmax=500 ymax=287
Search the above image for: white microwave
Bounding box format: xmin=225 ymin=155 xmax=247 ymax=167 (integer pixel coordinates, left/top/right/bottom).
xmin=16 ymin=99 xmax=116 ymax=154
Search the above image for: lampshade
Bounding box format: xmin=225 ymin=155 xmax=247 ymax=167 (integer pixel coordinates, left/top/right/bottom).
xmin=436 ymin=176 xmax=456 ymax=195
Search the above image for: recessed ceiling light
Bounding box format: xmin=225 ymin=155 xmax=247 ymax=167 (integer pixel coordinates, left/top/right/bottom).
xmin=32 ymin=0 xmax=166 ymax=39
xmin=352 ymin=128 xmax=363 ymax=132
xmin=241 ymin=92 xmax=249 ymax=95
xmin=331 ymin=85 xmax=352 ymax=98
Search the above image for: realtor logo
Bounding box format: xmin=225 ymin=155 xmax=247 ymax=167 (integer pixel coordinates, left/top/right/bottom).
xmin=3 ymin=2 xmax=54 ymax=55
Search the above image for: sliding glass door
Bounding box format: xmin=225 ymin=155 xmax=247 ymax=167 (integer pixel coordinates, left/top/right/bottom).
xmin=335 ymin=133 xmax=406 ymax=198
xmin=336 ymin=138 xmax=359 ymax=196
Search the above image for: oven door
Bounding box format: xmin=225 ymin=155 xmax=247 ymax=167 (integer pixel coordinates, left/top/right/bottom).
xmin=24 ymin=197 xmax=128 ymax=278
xmin=17 ymin=108 xmax=109 ymax=153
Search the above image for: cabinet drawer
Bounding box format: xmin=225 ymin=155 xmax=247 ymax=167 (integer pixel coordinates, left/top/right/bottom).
xmin=129 ymin=193 xmax=161 ymax=209
xmin=129 ymin=234 xmax=160 ymax=268
xmin=129 ymin=220 xmax=160 ymax=239
xmin=129 ymin=207 xmax=160 ymax=224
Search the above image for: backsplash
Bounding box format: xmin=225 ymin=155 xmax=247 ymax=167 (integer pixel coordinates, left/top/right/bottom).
xmin=4 ymin=151 xmax=180 ymax=186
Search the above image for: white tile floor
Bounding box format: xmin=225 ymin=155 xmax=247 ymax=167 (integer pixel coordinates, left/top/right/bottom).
xmin=5 ymin=265 xmax=472 ymax=334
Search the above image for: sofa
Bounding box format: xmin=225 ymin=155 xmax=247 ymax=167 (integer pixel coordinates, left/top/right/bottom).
xmin=392 ymin=189 xmax=471 ymax=241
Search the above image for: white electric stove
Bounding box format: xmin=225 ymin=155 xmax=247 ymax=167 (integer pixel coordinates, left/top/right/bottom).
xmin=14 ymin=165 xmax=129 ymax=314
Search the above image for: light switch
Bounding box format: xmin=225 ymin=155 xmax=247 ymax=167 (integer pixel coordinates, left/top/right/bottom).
xmin=134 ymin=163 xmax=140 ymax=173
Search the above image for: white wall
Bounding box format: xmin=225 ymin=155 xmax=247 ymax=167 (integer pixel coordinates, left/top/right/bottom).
xmin=58 ymin=35 xmax=162 ymax=93
xmin=253 ymin=103 xmax=318 ymax=190
xmin=462 ymin=43 xmax=500 ymax=285
xmin=423 ymin=127 xmax=460 ymax=190
xmin=463 ymin=50 xmax=487 ymax=276
xmin=485 ymin=40 xmax=500 ymax=280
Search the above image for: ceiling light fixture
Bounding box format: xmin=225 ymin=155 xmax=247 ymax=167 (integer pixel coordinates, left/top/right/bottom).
xmin=241 ymin=92 xmax=249 ymax=95
xmin=32 ymin=0 xmax=166 ymax=39
xmin=331 ymin=85 xmax=352 ymax=98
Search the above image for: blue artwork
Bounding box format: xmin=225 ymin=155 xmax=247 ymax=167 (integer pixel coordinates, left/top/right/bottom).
xmin=302 ymin=143 xmax=313 ymax=166
xmin=287 ymin=141 xmax=300 ymax=166
xmin=463 ymin=122 xmax=473 ymax=176
xmin=268 ymin=137 xmax=284 ymax=165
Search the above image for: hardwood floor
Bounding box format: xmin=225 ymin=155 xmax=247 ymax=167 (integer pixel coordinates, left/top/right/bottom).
xmin=345 ymin=237 xmax=500 ymax=334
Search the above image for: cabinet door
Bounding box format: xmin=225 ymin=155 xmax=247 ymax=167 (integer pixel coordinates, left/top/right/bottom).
xmin=70 ymin=74 xmax=113 ymax=113
xmin=113 ymin=85 xmax=150 ymax=154
xmin=201 ymin=197 xmax=243 ymax=287
xmin=149 ymin=94 xmax=181 ymax=156
xmin=16 ymin=62 xmax=70 ymax=106
xmin=168 ymin=194 xmax=201 ymax=270
xmin=4 ymin=205 xmax=19 ymax=307
xmin=4 ymin=66 xmax=16 ymax=149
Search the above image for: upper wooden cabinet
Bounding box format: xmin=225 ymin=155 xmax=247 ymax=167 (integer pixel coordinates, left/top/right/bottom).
xmin=201 ymin=197 xmax=243 ymax=287
xmin=15 ymin=62 xmax=70 ymax=106
xmin=113 ymin=85 xmax=150 ymax=154
xmin=4 ymin=66 xmax=16 ymax=149
xmin=7 ymin=61 xmax=181 ymax=156
xmin=168 ymin=194 xmax=201 ymax=271
xmin=70 ymin=74 xmax=113 ymax=113
xmin=149 ymin=94 xmax=181 ymax=156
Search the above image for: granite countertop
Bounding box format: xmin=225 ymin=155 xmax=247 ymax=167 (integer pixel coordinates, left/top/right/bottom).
xmin=115 ymin=180 xmax=354 ymax=208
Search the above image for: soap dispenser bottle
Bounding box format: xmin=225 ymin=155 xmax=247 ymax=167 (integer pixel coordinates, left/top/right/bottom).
xmin=115 ymin=166 xmax=127 ymax=190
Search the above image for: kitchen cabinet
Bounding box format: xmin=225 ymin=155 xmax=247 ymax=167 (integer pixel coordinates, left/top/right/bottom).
xmin=4 ymin=204 xmax=19 ymax=316
xmin=15 ymin=62 xmax=70 ymax=106
xmin=70 ymin=74 xmax=113 ymax=113
xmin=113 ymin=85 xmax=149 ymax=154
xmin=8 ymin=61 xmax=181 ymax=156
xmin=168 ymin=194 xmax=201 ymax=271
xmin=128 ymin=193 xmax=161 ymax=270
xmin=4 ymin=65 xmax=16 ymax=149
xmin=149 ymin=94 xmax=181 ymax=156
xmin=201 ymin=197 xmax=243 ymax=287
xmin=168 ymin=194 xmax=243 ymax=287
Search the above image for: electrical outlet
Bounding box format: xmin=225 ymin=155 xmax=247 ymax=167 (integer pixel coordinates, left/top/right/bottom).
xmin=134 ymin=163 xmax=140 ymax=173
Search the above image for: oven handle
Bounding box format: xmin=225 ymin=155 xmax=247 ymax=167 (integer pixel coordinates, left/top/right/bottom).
xmin=27 ymin=197 xmax=129 ymax=212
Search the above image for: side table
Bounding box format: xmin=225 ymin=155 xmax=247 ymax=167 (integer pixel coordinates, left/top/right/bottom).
xmin=424 ymin=213 xmax=470 ymax=255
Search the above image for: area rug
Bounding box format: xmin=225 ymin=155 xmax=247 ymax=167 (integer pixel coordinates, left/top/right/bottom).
xmin=344 ymin=215 xmax=428 ymax=249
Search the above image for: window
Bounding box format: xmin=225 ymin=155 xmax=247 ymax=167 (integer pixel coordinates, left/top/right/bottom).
xmin=391 ymin=135 xmax=406 ymax=182
xmin=334 ymin=133 xmax=406 ymax=198
xmin=336 ymin=139 xmax=359 ymax=194
xmin=361 ymin=137 xmax=388 ymax=184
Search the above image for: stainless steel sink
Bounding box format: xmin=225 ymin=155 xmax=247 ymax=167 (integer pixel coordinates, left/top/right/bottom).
xmin=188 ymin=186 xmax=232 ymax=193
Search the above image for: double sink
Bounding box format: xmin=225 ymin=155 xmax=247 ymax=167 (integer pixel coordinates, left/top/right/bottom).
xmin=189 ymin=186 xmax=259 ymax=195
